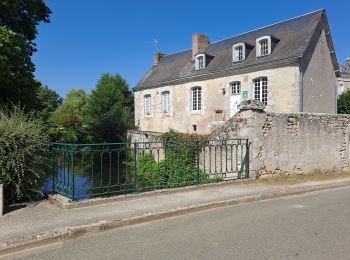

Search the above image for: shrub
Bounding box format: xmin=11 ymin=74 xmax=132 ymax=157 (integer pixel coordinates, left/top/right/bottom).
xmin=338 ymin=90 xmax=350 ymax=114
xmin=0 ymin=106 xmax=50 ymax=203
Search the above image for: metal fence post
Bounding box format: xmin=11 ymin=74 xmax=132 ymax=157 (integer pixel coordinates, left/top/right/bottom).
xmin=245 ymin=140 xmax=250 ymax=178
xmin=0 ymin=184 xmax=4 ymax=216
xmin=133 ymin=143 xmax=138 ymax=193
xmin=71 ymin=148 xmax=75 ymax=201
xmin=196 ymin=143 xmax=200 ymax=185
xmin=51 ymin=144 xmax=55 ymax=193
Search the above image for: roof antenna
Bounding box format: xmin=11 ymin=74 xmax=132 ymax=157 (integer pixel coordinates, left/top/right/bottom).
xmin=152 ymin=38 xmax=159 ymax=53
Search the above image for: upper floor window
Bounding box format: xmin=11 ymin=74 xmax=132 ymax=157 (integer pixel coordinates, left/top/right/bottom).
xmin=253 ymin=77 xmax=268 ymax=105
xmin=144 ymin=94 xmax=152 ymax=115
xmin=232 ymin=43 xmax=245 ymax=62
xmin=230 ymin=81 xmax=241 ymax=95
xmin=161 ymin=91 xmax=170 ymax=114
xmin=256 ymin=36 xmax=271 ymax=57
xmin=191 ymin=87 xmax=202 ymax=111
xmin=195 ymin=54 xmax=205 ymax=70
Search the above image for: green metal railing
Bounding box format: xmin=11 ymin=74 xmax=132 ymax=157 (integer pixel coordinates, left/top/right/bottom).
xmin=51 ymin=138 xmax=249 ymax=200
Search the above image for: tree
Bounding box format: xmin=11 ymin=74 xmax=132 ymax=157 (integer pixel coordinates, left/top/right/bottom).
xmin=83 ymin=73 xmax=134 ymax=142
xmin=337 ymin=90 xmax=350 ymax=114
xmin=0 ymin=0 xmax=51 ymax=109
xmin=35 ymin=84 xmax=62 ymax=123
xmin=50 ymin=89 xmax=87 ymax=143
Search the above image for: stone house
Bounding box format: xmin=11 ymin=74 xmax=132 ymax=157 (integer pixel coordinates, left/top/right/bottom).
xmin=134 ymin=9 xmax=338 ymax=134
xmin=337 ymin=58 xmax=350 ymax=97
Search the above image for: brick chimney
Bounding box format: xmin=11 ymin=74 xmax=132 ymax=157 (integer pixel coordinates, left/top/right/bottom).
xmin=192 ymin=33 xmax=209 ymax=57
xmin=154 ymin=52 xmax=166 ymax=65
xmin=346 ymin=57 xmax=350 ymax=73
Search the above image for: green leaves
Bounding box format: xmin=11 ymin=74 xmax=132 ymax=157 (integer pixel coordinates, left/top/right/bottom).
xmin=337 ymin=90 xmax=350 ymax=114
xmin=0 ymin=106 xmax=50 ymax=203
xmin=49 ymin=89 xmax=87 ymax=143
xmin=0 ymin=0 xmax=51 ymax=110
xmin=49 ymin=73 xmax=134 ymax=143
xmin=83 ymin=73 xmax=134 ymax=143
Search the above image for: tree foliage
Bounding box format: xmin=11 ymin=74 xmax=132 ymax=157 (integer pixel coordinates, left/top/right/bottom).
xmin=0 ymin=0 xmax=51 ymax=109
xmin=0 ymin=106 xmax=50 ymax=203
xmin=83 ymin=73 xmax=134 ymax=142
xmin=0 ymin=0 xmax=51 ymax=44
xmin=35 ymin=84 xmax=62 ymax=123
xmin=337 ymin=90 xmax=350 ymax=114
xmin=50 ymin=89 xmax=87 ymax=143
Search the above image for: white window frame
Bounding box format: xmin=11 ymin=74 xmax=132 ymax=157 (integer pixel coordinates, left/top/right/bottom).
xmin=195 ymin=54 xmax=206 ymax=70
xmin=232 ymin=43 xmax=246 ymax=62
xmin=144 ymin=94 xmax=152 ymax=116
xmin=253 ymin=77 xmax=268 ymax=105
xmin=230 ymin=81 xmax=241 ymax=95
xmin=191 ymin=87 xmax=202 ymax=111
xmin=256 ymin=36 xmax=271 ymax=57
xmin=161 ymin=91 xmax=170 ymax=115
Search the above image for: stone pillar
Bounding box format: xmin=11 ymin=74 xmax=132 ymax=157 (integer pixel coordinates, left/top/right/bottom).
xmin=0 ymin=184 xmax=3 ymax=216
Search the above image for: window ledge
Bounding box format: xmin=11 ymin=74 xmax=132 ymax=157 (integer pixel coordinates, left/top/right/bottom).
xmin=257 ymin=54 xmax=271 ymax=58
xmin=232 ymin=60 xmax=245 ymax=64
xmin=190 ymin=111 xmax=201 ymax=115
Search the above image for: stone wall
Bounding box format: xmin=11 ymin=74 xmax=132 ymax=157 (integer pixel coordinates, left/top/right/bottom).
xmin=127 ymin=130 xmax=161 ymax=143
xmin=210 ymin=103 xmax=350 ymax=178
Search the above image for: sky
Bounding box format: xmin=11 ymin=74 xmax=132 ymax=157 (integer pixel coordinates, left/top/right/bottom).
xmin=32 ymin=0 xmax=350 ymax=98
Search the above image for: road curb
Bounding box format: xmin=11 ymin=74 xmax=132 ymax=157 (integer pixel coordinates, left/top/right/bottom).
xmin=1 ymin=178 xmax=350 ymax=255
xmin=48 ymin=178 xmax=254 ymax=209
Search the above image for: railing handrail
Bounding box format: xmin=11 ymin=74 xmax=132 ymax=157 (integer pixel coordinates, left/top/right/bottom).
xmin=52 ymin=138 xmax=249 ymax=147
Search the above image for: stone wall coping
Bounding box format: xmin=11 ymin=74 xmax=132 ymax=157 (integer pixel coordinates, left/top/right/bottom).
xmin=265 ymin=111 xmax=350 ymax=118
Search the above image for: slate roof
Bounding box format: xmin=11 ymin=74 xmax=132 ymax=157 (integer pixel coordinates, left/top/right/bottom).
xmin=135 ymin=10 xmax=326 ymax=91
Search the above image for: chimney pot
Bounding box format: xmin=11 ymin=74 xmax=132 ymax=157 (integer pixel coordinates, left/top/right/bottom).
xmin=154 ymin=52 xmax=166 ymax=65
xmin=192 ymin=33 xmax=209 ymax=57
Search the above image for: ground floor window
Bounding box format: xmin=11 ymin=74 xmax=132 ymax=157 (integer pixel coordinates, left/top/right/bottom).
xmin=254 ymin=77 xmax=268 ymax=105
xmin=230 ymin=81 xmax=241 ymax=95
xmin=161 ymin=91 xmax=170 ymax=114
xmin=144 ymin=94 xmax=152 ymax=115
xmin=191 ymin=87 xmax=202 ymax=111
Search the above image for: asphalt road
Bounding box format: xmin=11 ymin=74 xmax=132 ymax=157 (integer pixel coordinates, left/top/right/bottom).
xmin=13 ymin=187 xmax=350 ymax=260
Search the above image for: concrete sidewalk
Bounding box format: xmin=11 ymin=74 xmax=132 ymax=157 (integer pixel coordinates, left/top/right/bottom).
xmin=1 ymin=177 xmax=350 ymax=254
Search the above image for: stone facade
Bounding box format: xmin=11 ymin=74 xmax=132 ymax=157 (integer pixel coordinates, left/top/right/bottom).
xmin=135 ymin=65 xmax=301 ymax=134
xmin=337 ymin=58 xmax=350 ymax=97
xmin=302 ymin=30 xmax=337 ymax=113
xmin=211 ymin=106 xmax=350 ymax=178
xmin=134 ymin=10 xmax=337 ymax=135
xmin=127 ymin=129 xmax=161 ymax=143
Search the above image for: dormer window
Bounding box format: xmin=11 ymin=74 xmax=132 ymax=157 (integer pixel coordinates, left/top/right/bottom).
xmin=195 ymin=54 xmax=206 ymax=70
xmin=232 ymin=43 xmax=246 ymax=62
xmin=256 ymin=36 xmax=271 ymax=57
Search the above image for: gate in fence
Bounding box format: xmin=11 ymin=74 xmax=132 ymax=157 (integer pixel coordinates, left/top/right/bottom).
xmin=51 ymin=138 xmax=249 ymax=200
